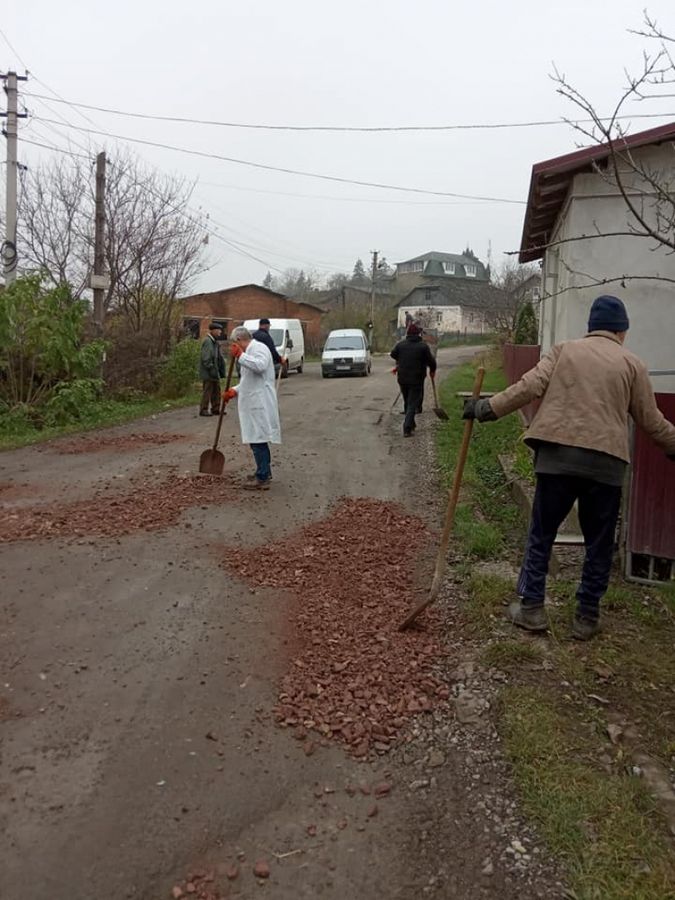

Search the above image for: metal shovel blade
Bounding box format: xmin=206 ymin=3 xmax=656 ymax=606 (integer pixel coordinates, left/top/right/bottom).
xmin=199 ymin=448 xmax=225 ymax=475
xmin=433 ymin=407 xmax=449 ymax=421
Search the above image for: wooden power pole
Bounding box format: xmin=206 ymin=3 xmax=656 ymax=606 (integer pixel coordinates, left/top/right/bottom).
xmin=368 ymin=249 xmax=379 ymax=347
xmin=91 ymin=151 xmax=108 ymax=336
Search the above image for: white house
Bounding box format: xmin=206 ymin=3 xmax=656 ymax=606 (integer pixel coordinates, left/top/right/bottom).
xmin=395 ymin=283 xmax=503 ymax=335
xmin=519 ymin=122 xmax=675 ymax=391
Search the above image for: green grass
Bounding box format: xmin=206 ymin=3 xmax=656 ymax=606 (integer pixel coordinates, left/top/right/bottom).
xmin=0 ymin=390 xmax=200 ymax=451
xmin=436 ymin=354 xmax=526 ymax=556
xmin=500 ymin=686 xmax=675 ymax=900
xmin=465 ymin=572 xmax=512 ymax=628
xmin=482 ymin=638 xmax=545 ymax=669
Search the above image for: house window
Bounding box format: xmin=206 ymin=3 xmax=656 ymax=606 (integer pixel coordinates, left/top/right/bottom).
xmin=436 ymin=311 xmax=443 ymax=325
xmin=465 ymin=264 xmax=477 ymax=277
xmin=442 ymin=262 xmax=455 ymax=274
xmin=531 ymin=287 xmax=541 ymax=301
xmin=425 ymin=289 xmax=432 ymax=301
xmin=399 ymin=260 xmax=425 ymax=274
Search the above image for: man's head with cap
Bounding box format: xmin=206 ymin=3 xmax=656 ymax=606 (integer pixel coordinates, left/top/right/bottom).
xmin=588 ymin=295 xmax=629 ymax=337
xmin=208 ymin=321 xmax=223 ymax=334
xmin=259 ymin=317 xmax=271 ymax=331
xmin=406 ymin=321 xmax=422 ymax=337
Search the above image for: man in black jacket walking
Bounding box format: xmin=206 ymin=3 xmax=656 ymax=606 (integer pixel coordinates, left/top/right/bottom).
xmin=252 ymin=318 xmax=284 ymax=377
xmin=390 ymin=322 xmax=437 ymax=437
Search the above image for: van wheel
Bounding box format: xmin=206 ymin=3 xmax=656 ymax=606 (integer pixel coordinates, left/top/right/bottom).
xmin=297 ymin=358 xmax=303 ymax=374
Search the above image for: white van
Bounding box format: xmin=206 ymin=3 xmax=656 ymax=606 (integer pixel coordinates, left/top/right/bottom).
xmin=321 ymin=328 xmax=371 ymax=378
xmin=242 ymin=318 xmax=305 ymax=376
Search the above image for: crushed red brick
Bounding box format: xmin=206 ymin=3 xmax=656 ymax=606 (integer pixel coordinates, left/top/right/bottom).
xmin=46 ymin=432 xmax=186 ymax=454
xmin=170 ymin=870 xmax=222 ymax=899
xmin=223 ymin=497 xmax=447 ymax=757
xmin=0 ymin=474 xmax=234 ymax=543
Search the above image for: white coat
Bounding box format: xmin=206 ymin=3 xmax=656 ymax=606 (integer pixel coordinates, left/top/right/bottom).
xmin=232 ymin=339 xmax=281 ymax=445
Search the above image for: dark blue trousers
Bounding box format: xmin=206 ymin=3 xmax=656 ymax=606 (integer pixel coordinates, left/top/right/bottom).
xmin=517 ymin=474 xmax=622 ymax=620
xmin=400 ymin=383 xmax=424 ymax=434
xmin=250 ymin=442 xmax=272 ymax=482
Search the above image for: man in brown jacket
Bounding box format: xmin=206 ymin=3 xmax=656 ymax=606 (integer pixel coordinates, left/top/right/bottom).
xmin=463 ymin=295 xmax=675 ymax=640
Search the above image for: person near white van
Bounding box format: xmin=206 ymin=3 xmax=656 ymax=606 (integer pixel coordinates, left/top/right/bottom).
xmin=251 ymin=318 xmax=284 ymax=378
xmin=222 ymin=326 xmax=281 ymax=491
xmin=242 ymin=318 xmax=305 ymax=377
xmin=321 ymin=329 xmax=371 ymax=377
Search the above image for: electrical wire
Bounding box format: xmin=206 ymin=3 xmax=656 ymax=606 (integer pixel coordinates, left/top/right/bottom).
xmin=197 ymin=178 xmax=499 ymax=206
xmin=21 ymin=90 xmax=675 ymax=133
xmin=32 ymin=117 xmax=526 ymax=204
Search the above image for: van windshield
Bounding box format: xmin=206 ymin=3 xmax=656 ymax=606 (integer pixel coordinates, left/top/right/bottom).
xmin=269 ymin=328 xmax=284 ymax=346
xmin=325 ymin=336 xmax=364 ymax=350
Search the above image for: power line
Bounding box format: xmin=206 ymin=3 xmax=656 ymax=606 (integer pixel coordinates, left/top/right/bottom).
xmin=197 ymin=178 xmax=499 ymax=206
xmin=32 ymin=116 xmax=526 ymax=204
xmin=21 ymin=90 xmax=675 ymax=133
xmin=18 ymin=138 xmax=336 ymax=276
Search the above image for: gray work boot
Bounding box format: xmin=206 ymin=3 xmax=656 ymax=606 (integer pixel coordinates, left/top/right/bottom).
xmin=572 ymin=615 xmax=600 ymax=641
xmin=506 ymin=601 xmax=548 ymax=633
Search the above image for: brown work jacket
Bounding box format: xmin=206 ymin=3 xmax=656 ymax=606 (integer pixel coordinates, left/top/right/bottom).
xmin=490 ymin=331 xmax=675 ymax=463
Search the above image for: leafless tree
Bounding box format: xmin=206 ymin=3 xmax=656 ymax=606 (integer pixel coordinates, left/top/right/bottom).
xmin=552 ymin=12 xmax=675 ymax=257
xmin=14 ymin=149 xmax=208 ymax=354
xmin=484 ymin=259 xmax=540 ymax=336
xmin=17 ymin=156 xmax=91 ymax=297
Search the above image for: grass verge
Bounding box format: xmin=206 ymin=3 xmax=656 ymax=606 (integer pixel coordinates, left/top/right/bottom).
xmin=438 ymin=351 xmax=675 ymax=898
xmin=436 ymin=350 xmax=526 ymax=558
xmin=0 ymin=391 xmax=200 ymax=451
xmin=501 ymin=686 xmax=675 ymax=900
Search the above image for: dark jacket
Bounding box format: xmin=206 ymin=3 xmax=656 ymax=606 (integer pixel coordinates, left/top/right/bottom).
xmin=252 ymin=328 xmax=281 ymax=365
xmin=199 ymin=334 xmax=225 ymax=381
xmin=390 ymin=335 xmax=436 ymax=386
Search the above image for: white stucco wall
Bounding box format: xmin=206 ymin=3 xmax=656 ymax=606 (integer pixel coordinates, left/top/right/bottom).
xmin=539 ymin=144 xmax=675 ymax=391
xmin=397 ymin=305 xmax=462 ymax=332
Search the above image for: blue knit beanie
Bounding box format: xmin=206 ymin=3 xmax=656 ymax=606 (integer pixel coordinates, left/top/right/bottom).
xmin=588 ymin=295 xmax=629 ymax=333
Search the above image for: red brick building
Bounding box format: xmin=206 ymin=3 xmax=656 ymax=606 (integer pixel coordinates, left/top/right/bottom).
xmin=181 ymin=284 xmax=326 ymax=350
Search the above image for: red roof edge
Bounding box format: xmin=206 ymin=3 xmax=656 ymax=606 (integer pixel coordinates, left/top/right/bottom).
xmin=518 ymin=120 xmax=675 ymax=263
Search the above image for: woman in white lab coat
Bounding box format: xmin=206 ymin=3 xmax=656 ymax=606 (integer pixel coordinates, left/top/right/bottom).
xmin=222 ymin=326 xmax=281 ymax=490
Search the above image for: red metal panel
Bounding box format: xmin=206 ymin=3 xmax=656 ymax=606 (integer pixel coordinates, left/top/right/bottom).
xmin=628 ymin=394 xmax=675 ymax=560
xmin=502 ymin=343 xmax=541 ymax=424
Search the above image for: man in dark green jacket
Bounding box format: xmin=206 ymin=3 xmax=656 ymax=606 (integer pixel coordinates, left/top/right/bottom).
xmin=199 ymin=322 xmax=225 ymax=416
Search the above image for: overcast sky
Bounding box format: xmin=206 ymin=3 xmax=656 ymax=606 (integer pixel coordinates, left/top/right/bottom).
xmin=3 ymin=0 xmax=675 ymax=291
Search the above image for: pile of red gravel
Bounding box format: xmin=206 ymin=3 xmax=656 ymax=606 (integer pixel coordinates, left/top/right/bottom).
xmin=223 ymin=497 xmax=448 ymax=757
xmin=0 ymin=474 xmax=234 ymax=543
xmin=47 ymin=432 xmax=186 ymax=454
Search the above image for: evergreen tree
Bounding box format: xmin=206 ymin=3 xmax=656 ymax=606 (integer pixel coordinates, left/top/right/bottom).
xmin=351 ymin=258 xmax=368 ymax=285
xmin=514 ymin=300 xmax=539 ymax=344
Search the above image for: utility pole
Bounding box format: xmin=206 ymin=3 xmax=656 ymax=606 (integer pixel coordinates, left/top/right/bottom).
xmin=368 ymin=249 xmax=379 ymax=347
xmin=1 ymin=70 xmax=28 ymax=285
xmin=91 ymin=151 xmax=108 ymax=337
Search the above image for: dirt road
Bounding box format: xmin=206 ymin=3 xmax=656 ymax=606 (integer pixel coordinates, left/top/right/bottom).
xmin=0 ymin=349 xmax=560 ymax=899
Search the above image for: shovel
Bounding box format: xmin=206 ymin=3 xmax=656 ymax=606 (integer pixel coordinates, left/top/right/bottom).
xmin=199 ymin=355 xmax=236 ymax=475
xmin=399 ymin=366 xmax=485 ymax=630
xmin=430 ymin=374 xmax=449 ymax=421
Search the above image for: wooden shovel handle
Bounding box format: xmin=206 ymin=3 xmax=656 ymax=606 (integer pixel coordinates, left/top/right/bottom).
xmin=212 ymin=355 xmax=236 ymax=451
xmin=430 ymin=374 xmax=440 ymax=409
xmin=399 ymin=366 xmax=485 ymax=630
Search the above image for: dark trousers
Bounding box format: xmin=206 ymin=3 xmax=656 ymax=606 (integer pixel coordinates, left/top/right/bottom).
xmin=200 ymin=379 xmax=220 ymax=414
xmin=400 ymin=383 xmax=424 ymax=434
xmin=518 ymin=474 xmax=622 ymax=620
xmin=250 ymin=442 xmax=272 ymax=482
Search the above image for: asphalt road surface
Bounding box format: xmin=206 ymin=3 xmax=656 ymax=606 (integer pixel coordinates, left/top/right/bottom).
xmin=0 ymin=347 xmax=534 ymax=900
